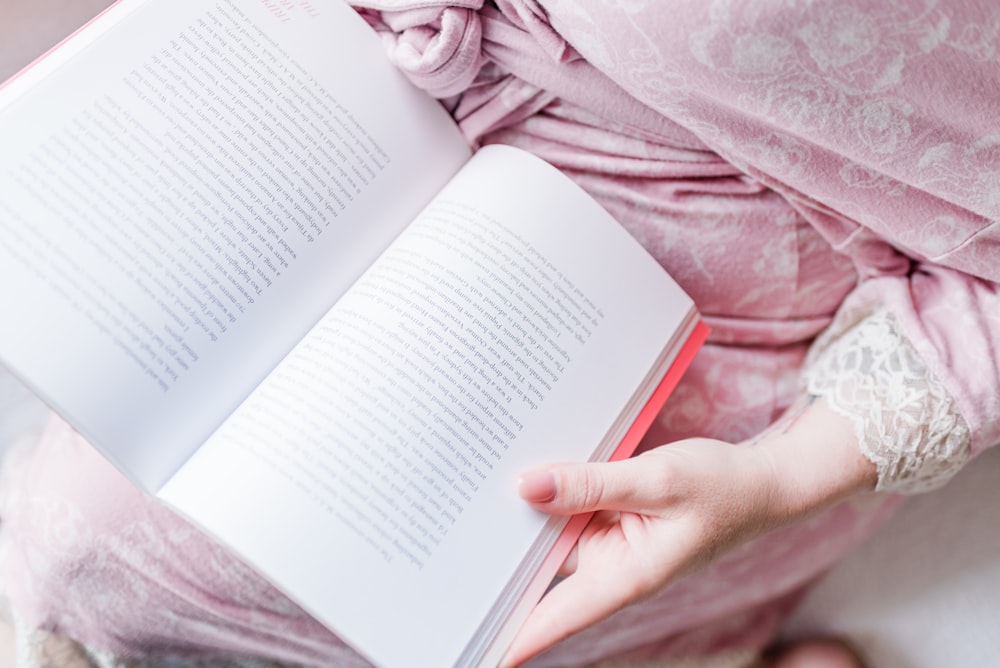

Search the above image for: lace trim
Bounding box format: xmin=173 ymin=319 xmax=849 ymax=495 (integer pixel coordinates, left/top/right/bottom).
xmin=803 ymin=308 xmax=971 ymax=494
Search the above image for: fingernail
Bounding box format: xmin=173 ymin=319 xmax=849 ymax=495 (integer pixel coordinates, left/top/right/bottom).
xmin=518 ymin=470 xmax=556 ymax=503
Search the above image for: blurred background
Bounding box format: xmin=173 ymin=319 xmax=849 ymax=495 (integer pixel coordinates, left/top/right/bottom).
xmin=0 ymin=0 xmax=115 ymax=82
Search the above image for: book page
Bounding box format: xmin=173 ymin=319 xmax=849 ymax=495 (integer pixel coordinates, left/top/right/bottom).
xmin=0 ymin=0 xmax=470 ymax=490
xmin=159 ymin=145 xmax=696 ymax=668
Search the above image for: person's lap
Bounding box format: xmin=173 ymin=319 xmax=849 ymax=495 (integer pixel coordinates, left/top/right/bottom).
xmin=0 ymin=417 xmax=364 ymax=665
xmin=0 ymin=416 xmax=900 ymax=667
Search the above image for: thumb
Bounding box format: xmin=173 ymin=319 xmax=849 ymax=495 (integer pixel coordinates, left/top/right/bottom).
xmin=517 ymin=459 xmax=653 ymax=515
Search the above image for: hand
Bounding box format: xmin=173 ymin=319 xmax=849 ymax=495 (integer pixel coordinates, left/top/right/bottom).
xmin=502 ymin=396 xmax=877 ymax=667
xmin=502 ymin=438 xmax=776 ymax=666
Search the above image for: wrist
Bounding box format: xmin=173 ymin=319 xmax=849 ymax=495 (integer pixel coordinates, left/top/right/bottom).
xmin=750 ymin=395 xmax=878 ymax=523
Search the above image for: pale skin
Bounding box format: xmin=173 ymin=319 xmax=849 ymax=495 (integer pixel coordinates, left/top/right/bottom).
xmin=502 ymin=395 xmax=878 ymax=667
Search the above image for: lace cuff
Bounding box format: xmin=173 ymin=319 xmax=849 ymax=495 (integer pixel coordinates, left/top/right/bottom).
xmin=803 ymin=308 xmax=971 ymax=494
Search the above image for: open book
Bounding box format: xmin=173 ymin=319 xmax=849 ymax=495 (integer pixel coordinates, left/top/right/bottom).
xmin=0 ymin=1 xmax=707 ymax=666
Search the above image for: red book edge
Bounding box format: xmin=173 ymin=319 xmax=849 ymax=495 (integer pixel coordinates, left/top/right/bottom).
xmin=540 ymin=319 xmax=710 ymax=575
xmin=485 ymin=319 xmax=710 ymax=665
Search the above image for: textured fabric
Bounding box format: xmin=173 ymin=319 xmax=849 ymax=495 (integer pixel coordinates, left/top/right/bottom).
xmin=804 ymin=308 xmax=971 ymax=494
xmin=2 ymin=1 xmax=998 ymax=667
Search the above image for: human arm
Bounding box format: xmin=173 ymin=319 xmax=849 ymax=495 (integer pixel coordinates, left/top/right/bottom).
xmin=535 ymin=0 xmax=1000 ymax=456
xmin=502 ymin=394 xmax=877 ymax=667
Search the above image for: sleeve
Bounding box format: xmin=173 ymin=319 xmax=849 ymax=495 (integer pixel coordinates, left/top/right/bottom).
xmin=349 ymin=1 xmax=488 ymax=98
xmin=536 ymin=1 xmax=1000 ymax=484
xmin=801 ymin=305 xmax=971 ymax=494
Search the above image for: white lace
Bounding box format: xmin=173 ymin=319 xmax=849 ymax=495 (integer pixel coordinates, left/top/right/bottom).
xmin=803 ymin=308 xmax=971 ymax=494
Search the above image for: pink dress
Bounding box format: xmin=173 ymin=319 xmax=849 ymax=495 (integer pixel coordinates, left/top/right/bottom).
xmin=2 ymin=1 xmax=998 ymax=666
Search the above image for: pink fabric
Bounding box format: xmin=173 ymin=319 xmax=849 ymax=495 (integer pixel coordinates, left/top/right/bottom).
xmin=3 ymin=1 xmax=998 ymax=666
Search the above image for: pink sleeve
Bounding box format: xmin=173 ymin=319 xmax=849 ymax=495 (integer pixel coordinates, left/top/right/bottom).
xmin=350 ymin=1 xmax=489 ymax=97
xmin=865 ymin=267 xmax=999 ymax=458
xmin=542 ymin=1 xmax=1000 ymax=457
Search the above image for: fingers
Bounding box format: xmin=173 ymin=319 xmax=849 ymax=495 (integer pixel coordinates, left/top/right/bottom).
xmin=500 ymin=566 xmax=633 ymax=667
xmin=517 ymin=458 xmax=662 ymax=515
